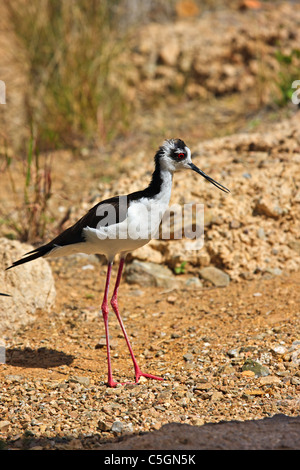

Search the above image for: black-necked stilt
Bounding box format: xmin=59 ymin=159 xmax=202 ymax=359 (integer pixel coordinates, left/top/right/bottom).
xmin=7 ymin=139 xmax=229 ymax=386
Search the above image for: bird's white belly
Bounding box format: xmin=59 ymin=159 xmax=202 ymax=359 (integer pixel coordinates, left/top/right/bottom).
xmin=46 ymin=198 xmax=168 ymax=262
xmin=83 ymin=199 xmax=167 ymax=259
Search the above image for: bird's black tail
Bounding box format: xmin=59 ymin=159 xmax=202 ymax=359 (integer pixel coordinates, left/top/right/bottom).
xmin=6 ymin=244 xmax=53 ymax=270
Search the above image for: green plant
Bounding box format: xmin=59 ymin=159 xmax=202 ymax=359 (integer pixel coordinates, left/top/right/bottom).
xmin=274 ymin=49 xmax=300 ymax=106
xmin=174 ymin=261 xmax=187 ymax=275
xmin=3 ymin=134 xmax=53 ymax=242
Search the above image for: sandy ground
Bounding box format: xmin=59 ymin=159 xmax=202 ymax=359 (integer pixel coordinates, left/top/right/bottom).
xmin=0 ymin=253 xmax=299 ymax=449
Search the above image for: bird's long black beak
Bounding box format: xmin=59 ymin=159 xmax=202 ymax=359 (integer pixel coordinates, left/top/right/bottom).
xmin=189 ymin=163 xmax=230 ymax=194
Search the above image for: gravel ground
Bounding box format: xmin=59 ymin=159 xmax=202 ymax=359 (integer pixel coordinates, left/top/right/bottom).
xmin=0 ymin=257 xmax=299 ymax=450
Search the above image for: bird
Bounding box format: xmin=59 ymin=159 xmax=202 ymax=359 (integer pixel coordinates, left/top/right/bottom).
xmin=6 ymin=139 xmax=229 ymax=387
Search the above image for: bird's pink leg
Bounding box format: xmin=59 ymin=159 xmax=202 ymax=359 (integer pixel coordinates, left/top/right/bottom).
xmin=110 ymin=257 xmax=164 ymax=384
xmin=101 ymin=262 xmax=118 ymax=387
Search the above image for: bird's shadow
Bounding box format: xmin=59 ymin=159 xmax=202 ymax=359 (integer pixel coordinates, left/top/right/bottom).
xmin=5 ymin=347 xmax=74 ymax=368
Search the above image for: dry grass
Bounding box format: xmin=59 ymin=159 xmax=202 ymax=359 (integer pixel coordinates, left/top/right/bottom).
xmin=6 ymin=0 xmax=133 ymax=150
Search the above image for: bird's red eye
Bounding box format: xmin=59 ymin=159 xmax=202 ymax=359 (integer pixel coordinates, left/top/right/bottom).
xmin=177 ymin=153 xmax=185 ymax=159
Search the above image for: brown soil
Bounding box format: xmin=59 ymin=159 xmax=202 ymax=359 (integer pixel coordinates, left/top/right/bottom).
xmin=0 ymin=255 xmax=299 ymax=449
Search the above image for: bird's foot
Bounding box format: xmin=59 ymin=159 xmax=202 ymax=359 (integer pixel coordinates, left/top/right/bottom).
xmin=135 ymin=369 xmax=164 ymax=383
xmin=106 ymin=370 xmax=164 ymax=387
xmin=107 ymin=378 xmax=120 ymax=388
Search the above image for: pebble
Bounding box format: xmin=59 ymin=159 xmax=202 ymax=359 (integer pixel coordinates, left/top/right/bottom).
xmin=183 ymin=353 xmax=194 ymax=362
xmin=199 ymin=267 xmax=230 ymax=287
xmin=271 ymin=345 xmax=288 ymax=356
xmin=241 ymin=359 xmax=270 ymax=377
xmin=0 ymin=421 xmax=10 ymax=431
xmin=111 ymin=421 xmax=124 ymax=433
xmin=241 ymin=370 xmax=255 ymax=378
xmin=68 ymin=375 xmax=90 ymax=387
xmin=259 ymin=376 xmax=281 ymax=386
xmin=185 ymin=277 xmax=202 ymax=287
xmin=124 ymin=260 xmax=179 ymax=288
xmin=227 ymin=348 xmax=239 ymax=358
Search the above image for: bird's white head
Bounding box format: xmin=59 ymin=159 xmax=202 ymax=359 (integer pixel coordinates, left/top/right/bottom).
xmin=157 ymin=139 xmax=230 ymax=193
xmin=159 ymin=138 xmax=192 ymax=173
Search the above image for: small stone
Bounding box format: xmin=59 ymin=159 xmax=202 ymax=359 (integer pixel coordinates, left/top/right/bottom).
xmin=96 ymin=338 xmax=118 ymax=350
xmin=245 ymin=389 xmax=265 ymax=396
xmin=0 ymin=421 xmax=10 ymax=431
xmin=230 ymin=219 xmax=240 ymax=229
xmin=5 ymin=374 xmax=23 ymax=382
xmin=271 ymin=345 xmax=288 ymax=356
xmin=288 ymin=241 xmax=300 ymax=255
xmin=227 ymin=348 xmax=239 ymax=358
xmin=242 ymin=359 xmax=270 ymax=377
xmin=253 ymin=197 xmax=283 ymax=219
xmin=125 ymin=260 xmax=179 ymax=288
xmin=68 ymin=375 xmax=90 ymax=387
xmin=259 ymin=376 xmax=281 ymax=386
xmin=219 ymin=363 xmax=236 ymax=375
xmin=257 ymin=228 xmax=266 ymax=240
xmin=159 ymin=41 xmax=180 ymax=66
xmin=167 ymin=295 xmax=177 ymax=304
xmin=183 ymin=353 xmax=194 ymax=362
xmin=199 ymin=267 xmax=230 ymax=287
xmin=139 ymin=376 xmax=148 ymax=384
xmin=111 ymin=421 xmax=124 ymax=433
xmin=194 ymin=382 xmax=212 ymax=391
xmin=210 ymin=391 xmax=223 ymax=402
xmin=185 ymin=277 xmax=202 ymax=287
xmin=98 ymin=420 xmax=111 ymax=432
xmin=241 ymin=370 xmax=255 ymax=378
xmin=291 ymin=350 xmax=300 ymax=365
xmin=190 ymin=417 xmax=205 ymax=426
xmin=291 ymin=377 xmax=300 ymax=386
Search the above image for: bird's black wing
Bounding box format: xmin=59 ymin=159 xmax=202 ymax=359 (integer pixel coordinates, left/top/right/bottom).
xmin=6 ymin=195 xmax=129 ymax=269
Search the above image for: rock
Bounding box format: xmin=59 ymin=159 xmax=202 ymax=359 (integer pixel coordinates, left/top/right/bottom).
xmin=183 ymin=353 xmax=194 ymax=362
xmin=288 ymin=241 xmax=300 ymax=255
xmin=111 ymin=421 xmax=124 ymax=433
xmin=227 ymin=348 xmax=240 ymax=358
xmin=124 ymin=260 xmax=179 ymax=288
xmin=0 ymin=420 xmax=10 ymax=431
xmin=230 ymin=219 xmax=240 ymax=229
xmin=199 ymin=267 xmax=230 ymax=287
xmin=257 ymin=228 xmax=266 ymax=240
xmin=98 ymin=420 xmax=112 ymax=432
xmin=259 ymin=376 xmax=281 ymax=386
xmin=241 ymin=359 xmax=270 ymax=377
xmin=290 ymin=342 xmax=300 ymax=365
xmin=159 ymin=41 xmax=180 ymax=66
xmin=96 ymin=337 xmax=118 ymax=350
xmin=210 ymin=391 xmax=223 ymax=402
xmin=185 ymin=277 xmax=202 ymax=287
xmin=271 ymin=345 xmax=288 ymax=356
xmin=241 ymin=370 xmax=255 ymax=377
xmin=68 ymin=375 xmax=90 ymax=387
xmin=253 ymin=197 xmax=283 ymax=219
xmin=0 ymin=238 xmax=56 ymax=337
